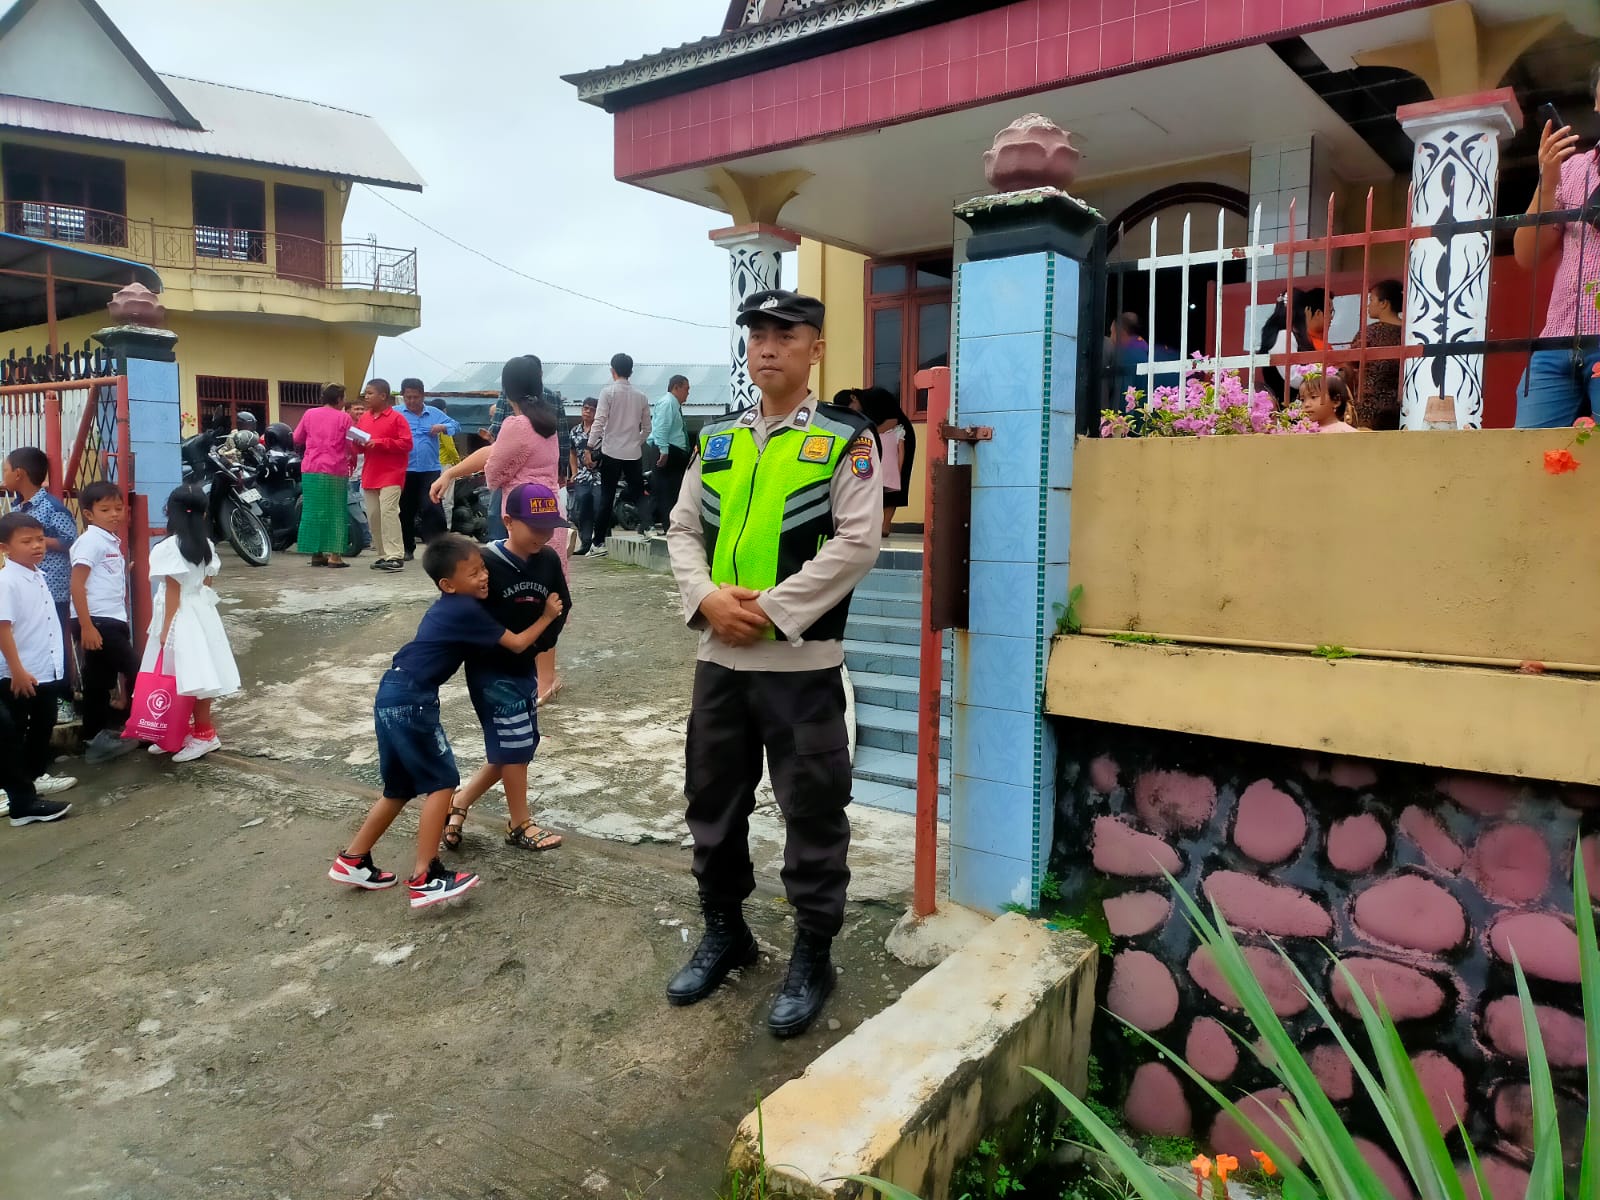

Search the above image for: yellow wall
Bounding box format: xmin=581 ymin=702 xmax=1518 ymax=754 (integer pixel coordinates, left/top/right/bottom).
xmin=1046 ymin=429 xmax=1600 ymax=784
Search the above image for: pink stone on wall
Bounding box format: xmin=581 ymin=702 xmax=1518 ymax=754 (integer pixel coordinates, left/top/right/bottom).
xmin=1412 ymin=1051 xmax=1468 ymax=1133
xmin=1124 ymin=1062 xmax=1192 ymax=1135
xmin=1232 ymin=780 xmax=1306 ymax=863
xmin=1399 ymin=805 xmax=1465 ymax=872
xmin=1355 ymin=1137 xmax=1416 ymax=1200
xmin=1089 ymin=755 xmax=1120 ymax=795
xmin=1185 ymin=1017 xmax=1239 ymax=1082
xmin=1092 ymin=816 xmax=1182 ymax=877
xmin=1331 ymin=957 xmax=1449 ymax=1021
xmin=1202 ymin=871 xmax=1332 ymax=937
xmin=1493 ymin=1084 xmax=1534 ymax=1149
xmin=1210 ymin=1087 xmax=1303 ymax=1168
xmin=1468 ymin=824 xmax=1552 ymax=904
xmin=1133 ymin=770 xmax=1217 ymax=835
xmin=1353 ymin=875 xmax=1468 ymax=953
xmin=1483 ymin=996 xmax=1587 ymax=1068
xmin=1104 ymin=890 xmax=1171 ymax=937
xmin=1441 ymin=774 xmax=1517 ymax=816
xmin=1107 ymin=950 xmax=1180 ymax=1031
xmin=1458 ymin=1154 xmax=1530 ymax=1200
xmin=1329 ymin=760 xmax=1379 ymax=790
xmin=1308 ymin=1043 xmax=1355 ymax=1101
xmin=1488 ymin=912 xmax=1581 ymax=984
xmin=1188 ymin=945 xmax=1309 ymax=1016
xmin=1328 ymin=813 xmax=1387 ymax=872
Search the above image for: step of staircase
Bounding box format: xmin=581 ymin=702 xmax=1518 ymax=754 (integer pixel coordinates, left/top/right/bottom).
xmin=850 ymin=669 xmax=952 ymax=718
xmin=855 ymin=703 xmax=951 ymax=757
xmin=845 ymin=613 xmax=922 ymax=646
xmin=850 ymin=589 xmax=923 ymax=619
xmin=844 ymin=638 xmax=923 ymax=679
xmin=854 ymin=745 xmax=950 ymax=794
xmin=850 ymin=778 xmax=950 ymax=820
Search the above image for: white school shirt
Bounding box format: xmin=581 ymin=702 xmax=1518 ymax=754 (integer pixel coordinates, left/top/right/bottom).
xmin=0 ymin=558 xmax=64 ymax=682
xmin=69 ymin=524 xmax=129 ymax=623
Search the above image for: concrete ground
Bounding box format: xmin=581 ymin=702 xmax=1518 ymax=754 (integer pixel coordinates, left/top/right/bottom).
xmin=0 ymin=548 xmax=930 ymax=1200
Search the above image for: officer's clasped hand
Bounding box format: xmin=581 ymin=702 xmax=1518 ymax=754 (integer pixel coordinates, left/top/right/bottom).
xmin=700 ymin=585 xmax=771 ymax=647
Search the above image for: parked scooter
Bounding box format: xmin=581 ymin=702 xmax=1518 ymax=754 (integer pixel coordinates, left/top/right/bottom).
xmin=450 ymin=473 xmax=491 ymax=542
xmin=180 ymin=428 xmax=273 ymax=566
xmin=253 ymin=423 xmax=303 ymax=552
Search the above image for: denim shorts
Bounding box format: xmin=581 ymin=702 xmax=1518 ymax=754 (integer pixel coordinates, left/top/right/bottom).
xmin=373 ymin=669 xmax=459 ymax=800
xmin=466 ymin=670 xmax=540 ymax=766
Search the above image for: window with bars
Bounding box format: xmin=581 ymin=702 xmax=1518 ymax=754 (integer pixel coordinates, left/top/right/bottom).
xmin=192 ymin=172 xmax=266 ymax=263
xmin=865 ymin=254 xmax=952 ymax=418
xmin=277 ymin=380 xmax=324 ymax=430
xmin=196 ymin=375 xmax=269 ymax=431
xmin=1 ymin=143 xmax=127 ymax=246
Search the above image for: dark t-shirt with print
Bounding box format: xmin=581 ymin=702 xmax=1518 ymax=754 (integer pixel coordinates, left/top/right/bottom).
xmin=472 ymin=540 xmax=571 ymax=681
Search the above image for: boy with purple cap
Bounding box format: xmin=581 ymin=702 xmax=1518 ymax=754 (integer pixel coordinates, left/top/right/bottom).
xmin=441 ymin=482 xmax=572 ymax=854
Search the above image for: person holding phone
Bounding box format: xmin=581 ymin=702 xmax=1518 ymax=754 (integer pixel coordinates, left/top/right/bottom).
xmin=1512 ymin=67 xmax=1600 ymax=428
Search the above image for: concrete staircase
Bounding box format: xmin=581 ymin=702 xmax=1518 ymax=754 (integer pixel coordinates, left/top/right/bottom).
xmin=847 ymin=547 xmax=951 ymax=820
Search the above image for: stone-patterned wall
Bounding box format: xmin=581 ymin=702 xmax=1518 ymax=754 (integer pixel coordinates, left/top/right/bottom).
xmin=1051 ymin=718 xmax=1597 ymax=1200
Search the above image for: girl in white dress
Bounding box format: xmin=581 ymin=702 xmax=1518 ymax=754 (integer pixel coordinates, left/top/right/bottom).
xmin=141 ymin=484 xmax=240 ymax=762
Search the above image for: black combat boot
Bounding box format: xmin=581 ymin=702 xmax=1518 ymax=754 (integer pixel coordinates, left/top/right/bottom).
xmin=766 ymin=930 xmax=835 ymax=1038
xmin=666 ymin=905 xmax=758 ymax=1007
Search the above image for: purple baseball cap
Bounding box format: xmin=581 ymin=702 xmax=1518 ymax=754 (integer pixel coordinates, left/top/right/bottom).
xmin=504 ymin=482 xmax=570 ymax=528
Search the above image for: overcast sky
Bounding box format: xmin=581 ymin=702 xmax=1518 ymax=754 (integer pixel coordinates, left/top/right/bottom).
xmin=100 ymin=0 xmax=773 ymax=385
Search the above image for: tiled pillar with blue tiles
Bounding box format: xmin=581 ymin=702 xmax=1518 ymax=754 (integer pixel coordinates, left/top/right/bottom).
xmin=947 ymin=193 xmax=1103 ymax=912
xmin=94 ymin=326 xmax=183 ymax=527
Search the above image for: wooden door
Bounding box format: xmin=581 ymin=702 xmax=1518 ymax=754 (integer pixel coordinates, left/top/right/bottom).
xmin=274 ymin=184 xmax=326 ymax=284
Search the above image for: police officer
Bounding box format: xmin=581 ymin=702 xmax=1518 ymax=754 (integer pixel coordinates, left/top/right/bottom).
xmin=665 ymin=289 xmax=882 ymax=1037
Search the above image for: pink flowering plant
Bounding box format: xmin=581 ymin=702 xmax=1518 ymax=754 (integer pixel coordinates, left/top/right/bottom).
xmin=1102 ymin=358 xmax=1317 ymax=438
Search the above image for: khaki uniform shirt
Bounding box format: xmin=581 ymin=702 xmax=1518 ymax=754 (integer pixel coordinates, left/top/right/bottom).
xmin=667 ymin=396 xmax=883 ymax=672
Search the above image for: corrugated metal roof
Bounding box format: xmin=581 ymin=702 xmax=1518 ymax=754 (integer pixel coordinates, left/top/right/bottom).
xmin=0 ymin=74 xmax=424 ymax=191
xmin=432 ymin=361 xmax=734 ymax=418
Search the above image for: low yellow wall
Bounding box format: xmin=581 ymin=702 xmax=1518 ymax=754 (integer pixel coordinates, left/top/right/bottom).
xmin=1068 ymin=430 xmax=1599 ymax=668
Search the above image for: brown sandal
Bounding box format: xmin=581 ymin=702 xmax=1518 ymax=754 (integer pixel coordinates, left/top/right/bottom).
xmin=506 ymin=819 xmax=562 ymax=852
xmin=441 ymin=803 xmax=470 ymax=851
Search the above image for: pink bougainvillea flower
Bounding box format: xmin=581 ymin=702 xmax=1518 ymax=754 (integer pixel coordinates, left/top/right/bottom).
xmin=1545 ymin=448 xmax=1581 ymax=475
xmin=1576 ymin=417 xmax=1596 ymax=429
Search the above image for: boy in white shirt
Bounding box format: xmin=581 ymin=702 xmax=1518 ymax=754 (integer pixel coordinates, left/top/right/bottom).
xmin=71 ymin=481 xmax=139 ymax=764
xmin=0 ymin=512 xmax=74 ymax=824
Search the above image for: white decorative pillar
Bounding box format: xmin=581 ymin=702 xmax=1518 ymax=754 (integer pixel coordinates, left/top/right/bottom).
xmin=709 ymin=223 xmax=801 ymax=410
xmin=1397 ymin=89 xmax=1522 ymax=430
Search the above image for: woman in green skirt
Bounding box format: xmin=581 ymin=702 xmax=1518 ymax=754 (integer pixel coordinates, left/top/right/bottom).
xmin=291 ymin=383 xmax=355 ymax=567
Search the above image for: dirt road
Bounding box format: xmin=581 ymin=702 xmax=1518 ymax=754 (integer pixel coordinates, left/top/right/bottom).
xmin=0 ymin=551 xmax=926 ymax=1199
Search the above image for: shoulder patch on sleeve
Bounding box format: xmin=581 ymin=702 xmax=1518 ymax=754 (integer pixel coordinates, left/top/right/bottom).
xmin=847 ymin=435 xmax=875 ymax=480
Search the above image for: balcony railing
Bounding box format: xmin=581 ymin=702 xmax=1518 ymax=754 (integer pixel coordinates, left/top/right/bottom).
xmin=1 ymin=201 xmax=418 ymax=295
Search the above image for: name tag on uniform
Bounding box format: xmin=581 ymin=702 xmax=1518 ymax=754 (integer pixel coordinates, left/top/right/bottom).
xmin=798 ymin=435 xmax=833 ymax=463
xmin=703 ymin=433 xmax=733 ymax=462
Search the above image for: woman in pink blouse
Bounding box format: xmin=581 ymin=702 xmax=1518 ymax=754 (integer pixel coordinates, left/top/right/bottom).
xmin=291 ymin=383 xmax=355 ymax=567
xmin=432 ymin=356 xmax=568 ymax=702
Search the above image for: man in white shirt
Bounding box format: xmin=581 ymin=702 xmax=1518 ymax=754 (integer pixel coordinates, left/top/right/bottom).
xmin=70 ymin=481 xmax=140 ymax=763
xmin=0 ymin=511 xmax=75 ymax=822
xmin=587 ymin=352 xmax=652 ymax=555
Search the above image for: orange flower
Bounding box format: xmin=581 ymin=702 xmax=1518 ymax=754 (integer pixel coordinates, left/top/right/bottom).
xmin=1545 ymin=448 xmax=1581 ymax=475
xmin=1591 ymin=361 xmax=1600 ymax=378
xmin=1191 ymin=1155 xmax=1213 ymax=1180
xmin=1215 ymin=1154 xmax=1239 ymax=1181
xmin=1251 ymin=1150 xmax=1278 ymax=1176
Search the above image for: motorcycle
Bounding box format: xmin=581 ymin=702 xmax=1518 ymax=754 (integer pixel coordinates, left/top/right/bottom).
xmin=180 ymin=428 xmax=274 ymax=566
xmin=253 ymin=423 xmax=303 ymax=552
xmin=450 ymin=473 xmax=490 ymax=542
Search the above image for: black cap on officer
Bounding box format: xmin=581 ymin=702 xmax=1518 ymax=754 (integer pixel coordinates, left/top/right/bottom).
xmin=735 ymin=289 xmax=825 ymax=333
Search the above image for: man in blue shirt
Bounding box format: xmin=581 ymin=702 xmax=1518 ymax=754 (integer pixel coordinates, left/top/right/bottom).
xmin=397 ymin=377 xmax=460 ymax=561
xmin=646 ymin=374 xmax=690 ymax=535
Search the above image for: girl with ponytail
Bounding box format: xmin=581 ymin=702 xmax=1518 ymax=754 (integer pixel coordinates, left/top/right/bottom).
xmin=139 ymin=484 xmax=240 ymax=761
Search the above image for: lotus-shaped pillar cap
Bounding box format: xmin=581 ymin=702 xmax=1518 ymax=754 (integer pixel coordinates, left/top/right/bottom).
xmin=983 ymin=113 xmax=1081 ymax=193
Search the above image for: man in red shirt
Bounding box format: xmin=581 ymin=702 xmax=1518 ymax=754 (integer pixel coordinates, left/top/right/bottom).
xmin=353 ymin=379 xmax=413 ymax=571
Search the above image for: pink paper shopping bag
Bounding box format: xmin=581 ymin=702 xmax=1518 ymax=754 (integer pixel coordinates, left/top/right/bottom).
xmin=122 ymin=652 xmax=195 ymax=751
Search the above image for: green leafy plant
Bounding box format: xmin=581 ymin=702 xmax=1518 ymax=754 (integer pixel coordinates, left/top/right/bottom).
xmin=857 ymin=846 xmax=1600 ymax=1200
xmin=1054 ymin=585 xmax=1085 ymax=636
xmin=1040 ymin=872 xmax=1063 ymax=902
xmin=1001 ymin=901 xmax=1032 ymax=916
xmin=1311 ymin=644 xmax=1356 ymax=662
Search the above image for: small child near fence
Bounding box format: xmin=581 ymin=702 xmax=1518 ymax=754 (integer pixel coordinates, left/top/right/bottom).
xmin=0 ymin=511 xmax=73 ymax=825
xmin=139 ymin=484 xmax=240 ymax=762
xmin=71 ymin=481 xmax=140 ymax=764
xmin=4 ymin=446 xmax=79 ymax=727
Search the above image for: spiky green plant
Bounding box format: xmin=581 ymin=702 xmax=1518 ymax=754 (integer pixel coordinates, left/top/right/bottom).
xmin=853 ymin=845 xmax=1599 ymax=1200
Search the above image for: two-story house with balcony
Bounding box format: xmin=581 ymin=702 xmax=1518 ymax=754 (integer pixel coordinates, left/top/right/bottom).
xmin=0 ymin=0 xmax=423 ymax=433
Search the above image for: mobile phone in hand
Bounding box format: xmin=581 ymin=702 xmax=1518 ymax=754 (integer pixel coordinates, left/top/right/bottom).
xmin=1539 ymin=102 xmax=1565 ymax=133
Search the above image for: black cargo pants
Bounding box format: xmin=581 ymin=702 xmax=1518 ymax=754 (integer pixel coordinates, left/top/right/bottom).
xmin=684 ymin=661 xmax=853 ymax=937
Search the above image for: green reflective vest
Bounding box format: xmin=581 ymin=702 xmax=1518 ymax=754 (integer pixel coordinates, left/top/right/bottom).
xmin=698 ymin=402 xmax=873 ymax=642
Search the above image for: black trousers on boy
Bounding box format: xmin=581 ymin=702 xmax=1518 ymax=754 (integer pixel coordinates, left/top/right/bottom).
xmin=0 ymin=691 xmax=40 ymax=809
xmin=595 ymin=454 xmax=645 ymax=545
xmin=2 ymin=680 xmax=61 ymax=782
xmin=76 ymin=618 xmax=139 ymax=739
xmin=684 ymin=662 xmax=853 ymax=937
xmin=400 ymin=470 xmax=447 ymax=557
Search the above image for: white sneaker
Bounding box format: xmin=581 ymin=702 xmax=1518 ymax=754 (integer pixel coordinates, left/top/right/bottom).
xmin=587 ymin=545 xmax=608 ymax=558
xmin=148 ymin=742 xmax=168 ymax=755
xmin=35 ymin=773 xmax=78 ymax=796
xmin=0 ymin=792 xmax=9 ymax=818
xmin=172 ymin=734 xmax=222 ymax=764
